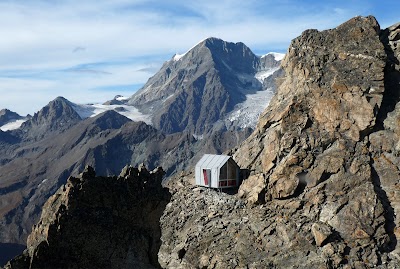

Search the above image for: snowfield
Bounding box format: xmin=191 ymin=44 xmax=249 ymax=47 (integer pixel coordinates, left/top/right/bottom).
xmin=261 ymin=52 xmax=285 ymax=61
xmin=72 ymin=103 xmax=152 ymax=125
xmin=0 ymin=119 xmax=28 ymax=131
xmin=255 ymin=67 xmax=280 ymax=83
xmin=225 ymin=87 xmax=275 ymax=129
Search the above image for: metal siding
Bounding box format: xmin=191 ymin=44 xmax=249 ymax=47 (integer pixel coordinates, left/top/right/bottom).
xmin=195 ymin=166 xmax=202 ymax=186
xmin=212 ymin=168 xmax=218 ymax=188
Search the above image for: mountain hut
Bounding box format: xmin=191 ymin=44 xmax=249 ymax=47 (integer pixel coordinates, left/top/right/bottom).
xmin=195 ymin=154 xmax=240 ymax=188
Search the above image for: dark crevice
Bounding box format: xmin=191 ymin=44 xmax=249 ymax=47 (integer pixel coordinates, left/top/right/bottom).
xmin=178 ymin=248 xmax=186 ymax=260
xmin=340 ymin=246 xmax=351 ymax=265
xmin=376 ymin=28 xmax=400 ymax=130
xmin=370 ymin=162 xmax=397 ymax=252
xmin=320 ymin=171 xmax=334 ymax=183
xmin=323 ymin=229 xmax=344 ymax=247
xmin=0 ymin=181 xmax=27 ymax=195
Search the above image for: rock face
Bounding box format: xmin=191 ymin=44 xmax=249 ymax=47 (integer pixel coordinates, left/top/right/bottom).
xmin=160 ymin=16 xmax=400 ymax=268
xmin=160 ymin=174 xmax=346 ymax=268
xmin=4 ymin=165 xmax=170 ymax=269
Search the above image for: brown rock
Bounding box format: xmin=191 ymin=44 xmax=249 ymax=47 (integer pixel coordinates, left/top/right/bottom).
xmin=311 ymin=222 xmax=332 ymax=246
xmin=238 ymin=173 xmax=266 ymax=204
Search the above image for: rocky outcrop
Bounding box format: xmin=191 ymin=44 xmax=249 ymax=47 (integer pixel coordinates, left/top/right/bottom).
xmin=4 ymin=165 xmax=170 ymax=269
xmin=160 ymin=173 xmax=358 ymax=268
xmin=160 ymin=16 xmax=400 ymax=268
xmin=0 ymin=110 xmax=22 ymax=127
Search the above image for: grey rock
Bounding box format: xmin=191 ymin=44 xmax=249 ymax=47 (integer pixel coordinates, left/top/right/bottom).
xmin=0 ymin=109 xmax=22 ymax=126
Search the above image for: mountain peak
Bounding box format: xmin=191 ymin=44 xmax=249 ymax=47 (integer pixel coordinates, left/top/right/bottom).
xmin=128 ymin=37 xmax=268 ymax=134
xmin=89 ymin=110 xmax=131 ymax=130
xmin=0 ymin=109 xmax=22 ymax=126
xmin=17 ymin=96 xmax=82 ymax=141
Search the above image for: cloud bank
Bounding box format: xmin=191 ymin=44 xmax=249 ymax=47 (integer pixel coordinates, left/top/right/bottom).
xmin=0 ymin=0 xmax=398 ymax=115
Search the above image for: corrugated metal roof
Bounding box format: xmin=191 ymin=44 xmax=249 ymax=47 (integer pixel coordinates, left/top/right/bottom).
xmin=196 ymin=154 xmax=231 ymax=169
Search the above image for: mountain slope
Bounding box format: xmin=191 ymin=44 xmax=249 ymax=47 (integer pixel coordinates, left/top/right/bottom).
xmin=0 ymin=110 xmax=133 ymax=243
xmin=128 ymin=37 xmax=280 ymax=134
xmin=0 ymin=107 xmax=249 ymax=244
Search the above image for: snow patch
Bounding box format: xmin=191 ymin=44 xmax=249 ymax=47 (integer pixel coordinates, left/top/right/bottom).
xmin=115 ymin=96 xmax=130 ymax=101
xmin=0 ymin=119 xmax=28 ymax=131
xmin=173 ymin=53 xmax=184 ymax=61
xmin=72 ymin=103 xmax=152 ymax=125
xmin=193 ymin=134 xmax=204 ymax=140
xmin=38 ymin=178 xmax=48 ymax=188
xmin=261 ymin=52 xmax=285 ymax=61
xmin=254 ymin=67 xmax=280 ymax=83
xmin=172 ymin=37 xmax=208 ymax=61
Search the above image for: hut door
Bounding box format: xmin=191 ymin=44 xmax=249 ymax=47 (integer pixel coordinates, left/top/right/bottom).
xmin=203 ymin=169 xmax=211 ymax=187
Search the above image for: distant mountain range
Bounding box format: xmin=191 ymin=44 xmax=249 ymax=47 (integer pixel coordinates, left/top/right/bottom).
xmin=0 ymin=37 xmax=283 ymax=245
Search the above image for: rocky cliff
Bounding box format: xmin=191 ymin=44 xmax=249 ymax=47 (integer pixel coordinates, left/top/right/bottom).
xmin=4 ymin=165 xmax=170 ymax=269
xmin=160 ymin=16 xmax=400 ymax=268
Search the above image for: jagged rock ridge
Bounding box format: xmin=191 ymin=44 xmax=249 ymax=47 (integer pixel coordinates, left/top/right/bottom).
xmin=4 ymin=165 xmax=170 ymax=269
xmin=13 ymin=97 xmax=82 ymax=141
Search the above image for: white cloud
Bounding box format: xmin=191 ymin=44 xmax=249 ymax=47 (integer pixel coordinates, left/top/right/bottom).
xmin=0 ymin=0 xmax=397 ymax=115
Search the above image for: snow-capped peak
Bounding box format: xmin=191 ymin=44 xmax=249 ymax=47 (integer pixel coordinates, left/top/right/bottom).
xmin=261 ymin=52 xmax=285 ymax=61
xmin=172 ymin=37 xmax=210 ymax=61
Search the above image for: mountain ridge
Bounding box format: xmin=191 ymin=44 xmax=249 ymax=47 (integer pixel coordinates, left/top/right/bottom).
xmin=0 ymin=38 xmax=282 ymax=248
xmin=4 ymin=15 xmax=400 ymax=269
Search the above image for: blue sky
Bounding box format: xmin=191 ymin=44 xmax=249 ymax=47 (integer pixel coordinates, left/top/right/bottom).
xmin=0 ymin=0 xmax=399 ymax=115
